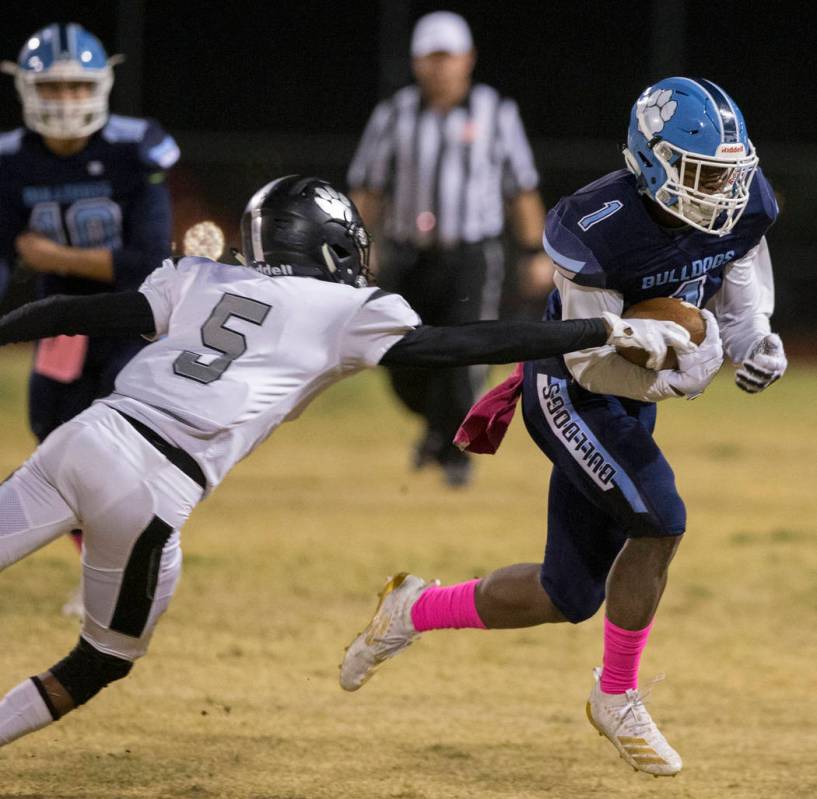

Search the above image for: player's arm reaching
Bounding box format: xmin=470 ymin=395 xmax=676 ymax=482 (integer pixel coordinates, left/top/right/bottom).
xmin=707 ymin=237 xmax=787 ymax=393
xmin=0 ymin=291 xmax=154 ymax=343
xmin=380 ymin=315 xmax=682 ymax=366
xmin=554 ymin=271 xmax=724 ymax=400
xmin=0 ymin=283 xmax=691 ymax=368
xmin=332 ymin=288 xmax=695 ymax=369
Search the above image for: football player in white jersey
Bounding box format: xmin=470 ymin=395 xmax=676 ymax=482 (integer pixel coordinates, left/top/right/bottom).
xmin=0 ymin=176 xmax=695 ymax=750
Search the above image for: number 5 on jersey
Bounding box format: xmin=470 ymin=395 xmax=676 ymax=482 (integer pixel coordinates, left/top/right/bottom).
xmin=174 ymin=294 xmax=271 ymax=384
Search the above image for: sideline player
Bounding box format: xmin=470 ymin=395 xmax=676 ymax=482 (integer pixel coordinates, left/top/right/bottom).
xmin=0 ymin=176 xmax=692 ymax=750
xmin=0 ymin=24 xmax=179 ymax=611
xmin=340 ymin=78 xmax=786 ymax=777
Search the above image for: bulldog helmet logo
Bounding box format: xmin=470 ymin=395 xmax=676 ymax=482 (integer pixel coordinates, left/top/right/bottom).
xmin=639 ymin=89 xmax=677 ymax=138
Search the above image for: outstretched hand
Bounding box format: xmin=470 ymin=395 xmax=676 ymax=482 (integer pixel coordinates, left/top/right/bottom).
xmin=603 ymin=312 xmax=693 ymax=371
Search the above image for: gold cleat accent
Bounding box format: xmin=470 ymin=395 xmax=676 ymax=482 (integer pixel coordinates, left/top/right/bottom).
xmin=363 ymin=573 xmax=408 ymax=647
xmin=585 ymin=670 xmax=682 ymax=777
xmin=339 ymin=572 xmax=429 ymax=692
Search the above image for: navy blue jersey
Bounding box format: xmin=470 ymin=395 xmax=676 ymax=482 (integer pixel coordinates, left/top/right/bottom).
xmin=0 ymin=114 xmax=179 ymax=300
xmin=543 ymin=168 xmax=778 ymax=314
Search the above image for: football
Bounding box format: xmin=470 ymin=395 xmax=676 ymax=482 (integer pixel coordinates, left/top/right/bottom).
xmin=616 ymin=297 xmax=707 ymax=370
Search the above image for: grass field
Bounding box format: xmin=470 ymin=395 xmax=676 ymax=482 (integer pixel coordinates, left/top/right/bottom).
xmin=1 ymin=344 xmax=816 ymax=799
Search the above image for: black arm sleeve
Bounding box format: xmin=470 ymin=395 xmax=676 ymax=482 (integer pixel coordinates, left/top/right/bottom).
xmin=0 ymin=291 xmax=156 ymax=345
xmin=379 ymin=319 xmax=608 ymax=367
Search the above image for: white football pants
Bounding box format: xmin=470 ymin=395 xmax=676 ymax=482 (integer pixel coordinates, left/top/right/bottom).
xmin=0 ymin=403 xmax=203 ymax=661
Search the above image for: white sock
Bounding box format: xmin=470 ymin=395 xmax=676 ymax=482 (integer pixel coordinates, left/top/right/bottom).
xmin=0 ymin=679 xmax=55 ymax=747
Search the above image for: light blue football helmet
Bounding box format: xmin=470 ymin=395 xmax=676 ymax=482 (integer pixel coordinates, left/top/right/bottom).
xmin=1 ymin=23 xmax=120 ymax=139
xmin=623 ymin=77 xmax=759 ymax=236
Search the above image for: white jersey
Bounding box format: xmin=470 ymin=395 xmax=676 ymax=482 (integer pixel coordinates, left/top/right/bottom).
xmin=101 ymin=257 xmax=420 ymax=491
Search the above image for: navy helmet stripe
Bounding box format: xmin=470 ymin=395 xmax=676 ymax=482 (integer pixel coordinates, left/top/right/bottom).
xmin=67 ymin=23 xmax=79 ymax=60
xmin=696 ymin=78 xmax=739 ymax=144
xmin=46 ymin=24 xmax=61 ymax=67
xmin=57 ymin=23 xmax=69 ymax=57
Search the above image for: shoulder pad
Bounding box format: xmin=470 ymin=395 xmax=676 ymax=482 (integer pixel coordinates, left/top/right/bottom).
xmin=544 ymin=201 xmax=609 ymax=289
xmin=362 ymin=288 xmax=393 ymax=305
xmin=730 ymin=167 xmax=778 ymax=246
xmin=102 ymin=114 xmax=149 ymax=144
xmin=102 ymin=115 xmax=180 ymax=170
xmin=543 ymin=171 xmax=640 ymax=289
xmin=357 ymin=285 xmax=420 ymax=326
xmin=175 ymin=255 xmax=216 ymax=270
xmin=751 ymin=167 xmax=779 ymax=227
xmin=0 ymin=128 xmax=24 ymax=157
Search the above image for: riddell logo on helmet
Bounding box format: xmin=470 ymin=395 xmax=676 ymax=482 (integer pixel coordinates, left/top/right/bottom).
xmin=253 ymin=262 xmax=294 ymax=276
xmin=718 ymin=144 xmax=745 ymax=153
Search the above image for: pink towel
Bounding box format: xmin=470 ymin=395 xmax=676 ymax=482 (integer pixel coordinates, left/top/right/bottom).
xmin=453 ymin=363 xmax=524 ymax=454
xmin=33 ymin=335 xmax=88 ymax=383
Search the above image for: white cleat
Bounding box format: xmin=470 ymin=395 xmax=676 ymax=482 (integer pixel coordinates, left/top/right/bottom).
xmin=586 ymin=667 xmax=682 ymax=777
xmin=61 ymin=583 xmax=84 ymax=622
xmin=339 ymin=573 xmax=434 ymax=692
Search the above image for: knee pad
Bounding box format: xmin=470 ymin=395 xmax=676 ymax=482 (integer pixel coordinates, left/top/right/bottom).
xmin=50 ymin=637 xmax=133 ymax=707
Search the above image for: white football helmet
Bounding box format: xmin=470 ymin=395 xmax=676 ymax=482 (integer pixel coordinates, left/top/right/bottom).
xmin=1 ymin=23 xmax=121 ymax=139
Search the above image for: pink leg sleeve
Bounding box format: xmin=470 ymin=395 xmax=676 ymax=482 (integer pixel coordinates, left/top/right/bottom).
xmin=410 ymin=579 xmax=487 ymax=632
xmin=600 ymin=616 xmax=654 ymax=694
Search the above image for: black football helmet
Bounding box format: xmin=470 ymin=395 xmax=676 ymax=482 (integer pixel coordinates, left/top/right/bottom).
xmin=240 ymin=175 xmax=371 ymax=287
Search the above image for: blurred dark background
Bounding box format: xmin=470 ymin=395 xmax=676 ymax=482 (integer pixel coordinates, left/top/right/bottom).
xmin=2 ymin=0 xmax=815 ymax=338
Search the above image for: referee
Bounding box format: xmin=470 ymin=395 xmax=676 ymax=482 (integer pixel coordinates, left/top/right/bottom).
xmin=348 ymin=11 xmax=553 ymax=487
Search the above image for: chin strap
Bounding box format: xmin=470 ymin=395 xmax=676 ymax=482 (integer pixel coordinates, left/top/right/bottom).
xmin=622 ymin=147 xmax=641 ymax=177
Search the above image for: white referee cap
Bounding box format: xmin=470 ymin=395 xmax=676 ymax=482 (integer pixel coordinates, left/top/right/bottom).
xmin=411 ymin=11 xmax=473 ymax=57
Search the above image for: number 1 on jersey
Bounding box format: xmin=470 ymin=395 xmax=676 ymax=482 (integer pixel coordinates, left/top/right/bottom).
xmin=173 ymin=293 xmax=271 ymax=384
xmin=671 ymin=276 xmax=707 ymax=307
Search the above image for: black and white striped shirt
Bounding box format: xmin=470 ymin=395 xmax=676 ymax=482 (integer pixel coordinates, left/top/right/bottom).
xmin=348 ymin=83 xmax=539 ymax=247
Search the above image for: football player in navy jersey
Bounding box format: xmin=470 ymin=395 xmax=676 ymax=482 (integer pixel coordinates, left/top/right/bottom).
xmin=0 ymin=23 xmax=179 ymax=610
xmin=341 ymin=78 xmax=787 ymax=777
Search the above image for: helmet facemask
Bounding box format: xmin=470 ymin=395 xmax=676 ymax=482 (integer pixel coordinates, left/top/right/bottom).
xmin=18 ymin=63 xmax=113 ymax=139
xmin=625 ymin=78 xmax=760 ymax=237
xmin=2 ymin=24 xmax=119 ymax=140
xmin=319 ymin=220 xmax=372 ymax=288
xmin=651 ymin=138 xmax=758 ymax=235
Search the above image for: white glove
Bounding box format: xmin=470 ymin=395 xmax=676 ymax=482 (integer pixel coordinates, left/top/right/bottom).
xmin=656 ymin=308 xmax=724 ymax=399
xmin=602 ymin=311 xmax=694 ymax=371
xmin=735 ymin=333 xmax=787 ymax=393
